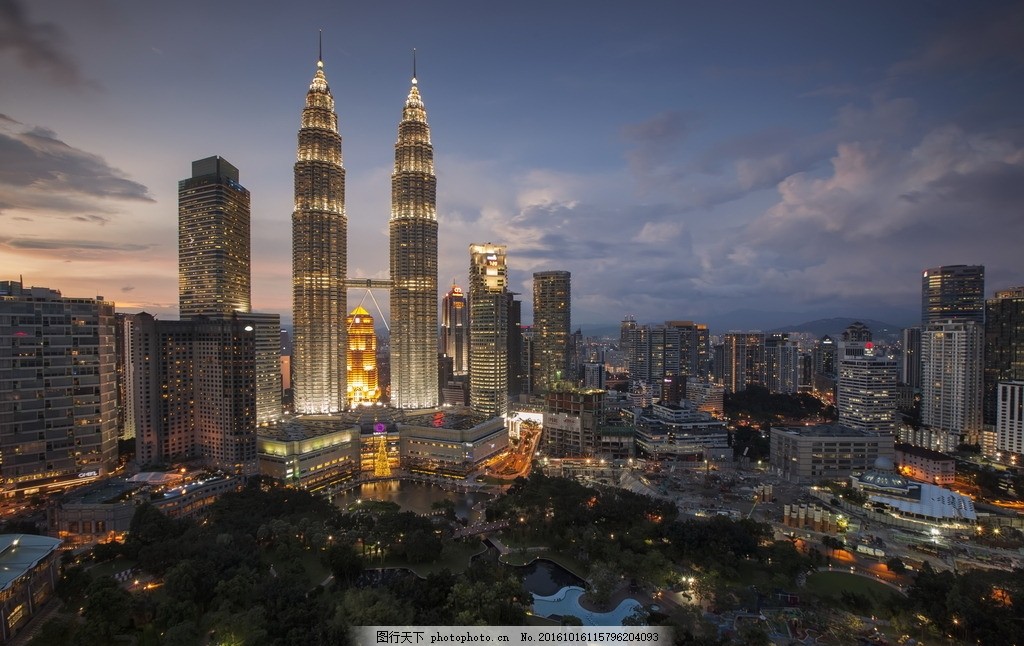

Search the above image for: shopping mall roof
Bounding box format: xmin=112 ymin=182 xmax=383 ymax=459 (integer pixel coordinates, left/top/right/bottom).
xmin=0 ymin=534 xmax=61 ymax=592
xmin=865 ymin=482 xmax=977 ymax=522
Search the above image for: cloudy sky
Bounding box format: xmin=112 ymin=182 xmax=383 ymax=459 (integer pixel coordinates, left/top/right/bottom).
xmin=2 ymin=0 xmax=1023 ymax=331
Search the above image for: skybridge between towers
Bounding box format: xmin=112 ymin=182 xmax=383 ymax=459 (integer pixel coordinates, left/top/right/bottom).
xmin=344 ymin=278 xmax=393 ymax=332
xmin=344 ymin=278 xmax=393 ymax=290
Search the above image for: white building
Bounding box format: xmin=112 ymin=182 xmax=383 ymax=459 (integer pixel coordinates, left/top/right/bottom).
xmin=920 ymin=320 xmax=983 ymax=452
xmin=996 ymin=380 xmax=1024 ymax=460
xmin=837 ymin=342 xmax=898 ymax=436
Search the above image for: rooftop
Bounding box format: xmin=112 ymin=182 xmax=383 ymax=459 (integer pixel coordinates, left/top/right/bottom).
xmin=895 ymin=442 xmax=954 ymax=462
xmin=772 ymin=424 xmax=877 ymax=438
xmin=865 ymin=481 xmax=976 ymax=521
xmin=259 ymin=408 xmax=495 ymax=440
xmin=0 ymin=534 xmax=61 ymax=592
xmin=63 ymin=479 xmax=142 ymax=505
xmin=259 ymin=415 xmax=360 ymax=442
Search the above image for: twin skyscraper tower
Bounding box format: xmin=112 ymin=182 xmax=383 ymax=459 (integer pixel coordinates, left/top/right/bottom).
xmin=292 ymin=53 xmax=438 ymax=414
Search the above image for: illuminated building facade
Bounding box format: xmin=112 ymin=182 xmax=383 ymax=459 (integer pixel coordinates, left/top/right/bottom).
xmin=0 ymin=281 xmax=118 ymax=495
xmin=543 ymin=387 xmax=604 ymax=457
xmin=837 ymin=342 xmax=898 ymax=436
xmin=292 ymin=56 xmax=347 ymax=414
xmin=720 ymin=332 xmax=765 ymax=393
xmin=178 ymin=156 xmax=251 ymax=318
xmin=242 ymin=312 xmax=283 ymax=426
xmin=770 ymin=424 xmax=894 ymax=483
xmin=996 ymin=381 xmax=1024 ymax=460
xmin=469 ymin=244 xmax=509 ymax=416
xmin=127 ymin=312 xmax=258 ymax=475
xmin=441 ymin=284 xmax=468 ymax=376
xmin=390 ymin=70 xmax=439 ymax=410
xmin=921 ymin=264 xmax=985 ymax=325
xmin=764 ymin=333 xmax=800 ymax=395
xmin=532 ymin=271 xmax=571 ymax=393
xmin=919 ymin=320 xmax=983 ymax=453
xmin=346 ymin=306 xmax=380 ymax=406
xmin=667 ymin=320 xmax=710 ymax=378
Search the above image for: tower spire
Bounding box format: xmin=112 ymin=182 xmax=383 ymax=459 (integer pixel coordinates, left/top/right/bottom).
xmin=318 ymin=29 xmax=323 ymax=68
xmin=412 ymin=48 xmax=417 ymax=85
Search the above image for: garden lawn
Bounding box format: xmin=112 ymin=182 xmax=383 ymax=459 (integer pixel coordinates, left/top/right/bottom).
xmin=803 ymin=571 xmax=902 ymax=611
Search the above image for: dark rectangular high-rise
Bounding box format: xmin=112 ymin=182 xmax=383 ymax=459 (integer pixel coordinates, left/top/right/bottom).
xmin=441 ymin=284 xmax=468 ymax=376
xmin=984 ymin=287 xmax=1024 ymax=426
xmin=178 ymin=156 xmax=251 ymax=319
xmin=532 ymin=271 xmax=571 ymax=393
xmin=921 ymin=265 xmax=985 ymax=325
xmin=127 ymin=312 xmax=258 ymax=474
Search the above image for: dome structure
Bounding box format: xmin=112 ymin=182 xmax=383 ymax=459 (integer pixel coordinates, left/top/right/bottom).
xmin=873 ymin=456 xmax=895 ymax=472
xmin=857 ymin=457 xmax=909 ymax=492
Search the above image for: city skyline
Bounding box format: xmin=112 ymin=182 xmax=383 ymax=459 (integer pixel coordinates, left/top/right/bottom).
xmin=3 ymin=1 xmax=1024 ymax=329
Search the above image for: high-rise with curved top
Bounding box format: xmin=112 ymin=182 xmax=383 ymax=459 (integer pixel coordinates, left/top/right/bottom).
xmin=389 ymin=70 xmax=438 ymax=409
xmin=292 ymin=56 xmax=346 ymax=414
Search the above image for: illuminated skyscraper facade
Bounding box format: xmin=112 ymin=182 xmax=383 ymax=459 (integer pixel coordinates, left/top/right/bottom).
xmin=442 ymin=284 xmax=468 ymax=376
xmin=346 ymin=306 xmax=380 ymax=407
xmin=532 ymin=271 xmax=571 ymax=392
xmin=177 ymin=156 xmax=280 ymax=426
xmin=390 ymin=72 xmax=439 ymax=410
xmin=469 ymin=244 xmax=508 ymax=416
xmin=921 ymin=265 xmax=985 ymax=325
xmin=292 ymin=57 xmax=347 ymax=414
xmin=178 ymin=156 xmax=251 ymax=319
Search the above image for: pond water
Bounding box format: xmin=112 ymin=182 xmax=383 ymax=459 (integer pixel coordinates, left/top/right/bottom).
xmin=333 ymin=480 xmax=492 ymax=522
xmin=517 ymin=559 xmax=586 ymax=596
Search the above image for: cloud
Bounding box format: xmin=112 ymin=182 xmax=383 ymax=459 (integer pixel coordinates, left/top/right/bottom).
xmin=889 ymin=3 xmax=1024 ymax=76
xmin=622 ymin=110 xmax=699 ymax=194
xmin=0 ymin=237 xmax=153 ymax=252
xmin=0 ymin=0 xmax=92 ymax=87
xmin=121 ymin=285 xmax=135 ymax=292
xmin=704 ymin=123 xmax=1024 ymax=312
xmin=0 ymin=118 xmax=153 ymax=217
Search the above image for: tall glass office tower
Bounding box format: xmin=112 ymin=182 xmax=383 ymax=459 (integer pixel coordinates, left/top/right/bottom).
xmin=469 ymin=244 xmax=509 ymax=416
xmin=178 ymin=156 xmax=250 ymax=318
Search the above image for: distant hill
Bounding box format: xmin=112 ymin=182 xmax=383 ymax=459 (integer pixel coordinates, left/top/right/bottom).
xmin=766 ymin=317 xmax=907 ymax=340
